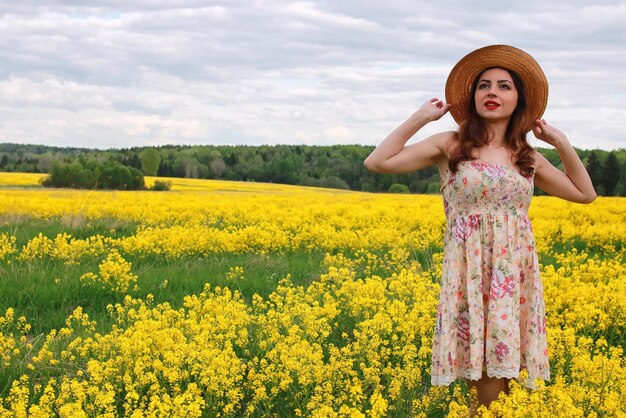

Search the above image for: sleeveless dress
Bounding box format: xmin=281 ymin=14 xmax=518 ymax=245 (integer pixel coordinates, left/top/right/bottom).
xmin=430 ymin=160 xmax=550 ymax=389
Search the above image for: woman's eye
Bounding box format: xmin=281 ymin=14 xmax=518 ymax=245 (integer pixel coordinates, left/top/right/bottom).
xmin=478 ymin=84 xmax=488 ymax=89
xmin=500 ymin=84 xmax=510 ymax=90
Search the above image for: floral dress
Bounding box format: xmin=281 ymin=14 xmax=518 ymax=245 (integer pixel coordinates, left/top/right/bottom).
xmin=430 ymin=160 xmax=550 ymax=389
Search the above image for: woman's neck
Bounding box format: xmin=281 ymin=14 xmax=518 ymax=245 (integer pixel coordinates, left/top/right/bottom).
xmin=485 ymin=120 xmax=509 ymax=148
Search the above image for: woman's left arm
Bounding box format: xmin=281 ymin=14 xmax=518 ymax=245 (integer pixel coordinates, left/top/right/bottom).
xmin=531 ymin=119 xmax=597 ymax=203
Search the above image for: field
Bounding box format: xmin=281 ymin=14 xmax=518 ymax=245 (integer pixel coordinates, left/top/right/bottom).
xmin=0 ymin=172 xmax=625 ymax=417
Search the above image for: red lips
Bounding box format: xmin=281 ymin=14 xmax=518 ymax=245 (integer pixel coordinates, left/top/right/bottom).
xmin=484 ymin=100 xmax=500 ymax=110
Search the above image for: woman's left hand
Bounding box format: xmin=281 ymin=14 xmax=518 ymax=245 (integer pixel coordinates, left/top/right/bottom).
xmin=532 ymin=119 xmax=568 ymax=148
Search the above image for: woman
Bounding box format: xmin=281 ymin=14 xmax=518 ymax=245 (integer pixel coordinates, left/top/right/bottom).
xmin=363 ymin=45 xmax=596 ymax=414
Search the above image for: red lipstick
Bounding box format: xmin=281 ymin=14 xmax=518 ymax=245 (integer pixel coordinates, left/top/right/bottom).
xmin=485 ymin=101 xmax=500 ymax=110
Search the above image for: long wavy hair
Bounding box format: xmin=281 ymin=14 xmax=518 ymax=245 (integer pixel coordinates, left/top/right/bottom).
xmin=449 ymin=67 xmax=535 ymax=178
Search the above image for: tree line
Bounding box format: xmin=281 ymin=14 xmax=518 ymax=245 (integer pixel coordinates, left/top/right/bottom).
xmin=0 ymin=143 xmax=624 ymax=195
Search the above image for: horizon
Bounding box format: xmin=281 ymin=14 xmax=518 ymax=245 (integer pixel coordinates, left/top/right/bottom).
xmin=2 ymin=141 xmax=624 ymax=153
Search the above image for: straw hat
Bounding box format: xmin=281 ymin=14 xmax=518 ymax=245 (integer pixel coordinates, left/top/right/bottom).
xmin=445 ymin=44 xmax=548 ymax=132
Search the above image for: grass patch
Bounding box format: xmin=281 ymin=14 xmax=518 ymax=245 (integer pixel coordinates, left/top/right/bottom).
xmin=0 ymin=215 xmax=139 ymax=247
xmin=0 ymin=250 xmax=328 ymax=335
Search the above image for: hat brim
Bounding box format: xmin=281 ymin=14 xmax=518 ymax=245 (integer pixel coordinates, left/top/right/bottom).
xmin=445 ymin=45 xmax=548 ymax=133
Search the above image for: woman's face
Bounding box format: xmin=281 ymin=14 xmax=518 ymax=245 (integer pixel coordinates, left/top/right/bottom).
xmin=473 ymin=67 xmax=519 ymax=123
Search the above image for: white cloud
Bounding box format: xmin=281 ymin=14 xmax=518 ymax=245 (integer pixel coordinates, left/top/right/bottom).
xmin=0 ymin=0 xmax=623 ymax=152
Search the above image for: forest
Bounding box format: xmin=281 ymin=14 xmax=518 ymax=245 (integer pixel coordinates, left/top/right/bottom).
xmin=0 ymin=142 xmax=624 ymax=195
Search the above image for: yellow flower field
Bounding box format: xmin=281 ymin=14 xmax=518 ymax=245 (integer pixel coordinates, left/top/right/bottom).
xmin=0 ymin=172 xmax=625 ymax=417
xmin=0 ymin=172 xmax=44 ymax=187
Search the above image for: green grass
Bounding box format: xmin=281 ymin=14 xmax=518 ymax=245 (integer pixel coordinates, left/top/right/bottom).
xmin=0 ymin=244 xmax=441 ymax=337
xmin=0 ymin=218 xmax=443 ymax=335
xmin=0 ymin=215 xmax=140 ymax=247
xmin=0 ymin=250 xmax=332 ymax=336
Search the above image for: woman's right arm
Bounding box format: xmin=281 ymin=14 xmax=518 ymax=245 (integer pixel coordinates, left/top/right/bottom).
xmin=363 ymin=98 xmax=452 ymax=174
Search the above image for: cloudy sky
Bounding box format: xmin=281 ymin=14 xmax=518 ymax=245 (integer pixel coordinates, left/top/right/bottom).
xmin=0 ymin=1 xmax=624 ymax=151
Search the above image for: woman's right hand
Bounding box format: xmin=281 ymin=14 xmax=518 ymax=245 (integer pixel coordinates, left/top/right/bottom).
xmin=417 ymin=97 xmax=451 ymax=122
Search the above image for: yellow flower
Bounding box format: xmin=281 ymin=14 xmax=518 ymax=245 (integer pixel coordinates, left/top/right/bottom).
xmin=80 ymin=250 xmax=138 ymax=293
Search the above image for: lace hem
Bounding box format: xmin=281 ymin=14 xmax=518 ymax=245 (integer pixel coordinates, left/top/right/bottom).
xmin=431 ymin=368 xmax=549 ymax=390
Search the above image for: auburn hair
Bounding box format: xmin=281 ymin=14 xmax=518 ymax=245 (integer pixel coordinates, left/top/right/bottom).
xmin=448 ymin=67 xmax=535 ymax=178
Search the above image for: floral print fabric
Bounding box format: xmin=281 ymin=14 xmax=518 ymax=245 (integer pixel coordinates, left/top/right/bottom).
xmin=431 ymin=160 xmax=550 ymax=389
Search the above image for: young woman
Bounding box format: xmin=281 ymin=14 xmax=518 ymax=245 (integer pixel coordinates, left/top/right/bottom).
xmin=363 ymin=45 xmax=596 ymax=415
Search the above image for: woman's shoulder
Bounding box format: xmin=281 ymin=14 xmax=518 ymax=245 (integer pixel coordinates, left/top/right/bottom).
xmin=423 ymin=130 xmax=456 ymax=143
xmin=427 ymin=131 xmax=458 ymax=157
